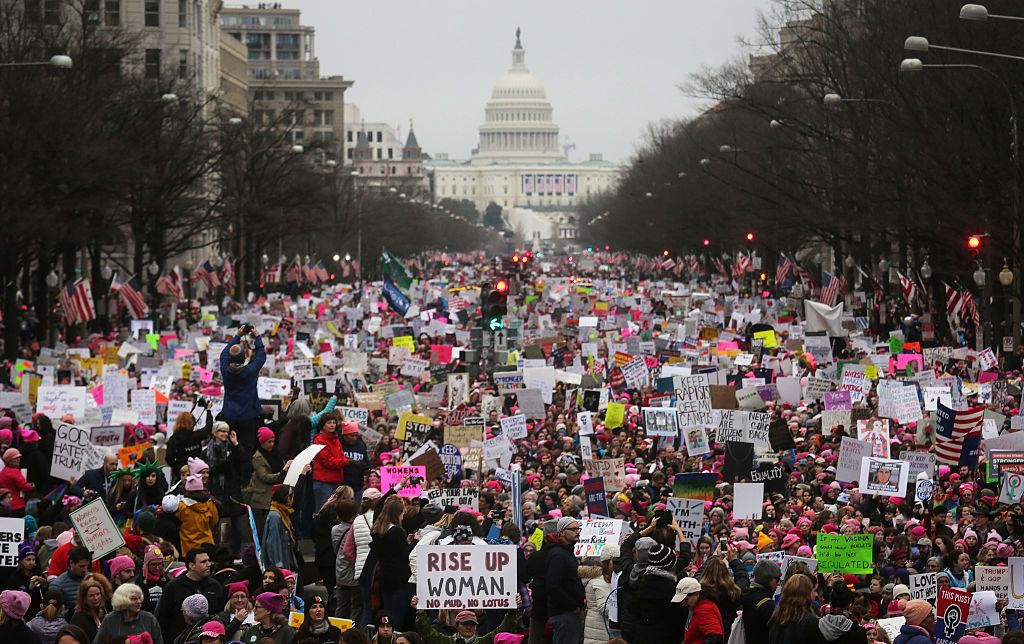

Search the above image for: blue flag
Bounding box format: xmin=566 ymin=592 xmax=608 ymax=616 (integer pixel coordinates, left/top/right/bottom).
xmin=383 ymin=280 xmax=410 ymax=315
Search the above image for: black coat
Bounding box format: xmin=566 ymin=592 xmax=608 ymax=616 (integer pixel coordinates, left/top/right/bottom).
xmin=545 ymin=541 xmax=584 ymax=617
xmin=369 ymin=525 xmax=411 ymax=592
xmin=630 ymin=568 xmax=686 ymax=644
xmin=741 ymin=584 xmax=776 ymax=639
xmin=154 ymin=574 xmax=226 ymax=643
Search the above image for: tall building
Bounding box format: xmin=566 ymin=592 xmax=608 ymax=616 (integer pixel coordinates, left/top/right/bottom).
xmin=220 ymin=3 xmax=352 ymax=163
xmin=343 ymin=104 xmax=428 ymax=197
xmin=426 ymin=30 xmax=618 ymax=246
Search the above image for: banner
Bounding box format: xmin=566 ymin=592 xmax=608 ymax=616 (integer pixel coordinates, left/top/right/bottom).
xmin=415 ymin=545 xmax=517 ymax=610
xmin=0 ymin=517 xmax=24 ymax=567
xmin=423 ymin=486 xmax=479 ymax=508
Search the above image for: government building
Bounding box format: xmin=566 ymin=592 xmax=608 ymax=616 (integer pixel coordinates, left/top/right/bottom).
xmin=426 ymin=30 xmax=619 ymax=246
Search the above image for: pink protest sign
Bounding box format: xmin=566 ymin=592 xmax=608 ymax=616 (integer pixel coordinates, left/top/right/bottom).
xmin=978 ymin=370 xmax=998 ymax=384
xmin=381 ymin=465 xmax=427 ymax=497
xmin=896 ymin=354 xmax=923 ymax=372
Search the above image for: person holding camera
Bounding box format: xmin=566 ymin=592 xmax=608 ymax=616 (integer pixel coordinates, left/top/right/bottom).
xmin=219 ymin=324 xmax=267 ymax=456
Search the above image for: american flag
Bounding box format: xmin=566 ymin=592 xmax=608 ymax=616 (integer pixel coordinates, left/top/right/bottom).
xmin=736 ymin=251 xmax=752 ymax=274
xmin=59 ymin=278 xmax=95 ymax=325
xmin=820 ymin=271 xmax=846 ymax=306
xmin=109 ymin=272 xmax=148 ymax=319
xmin=284 ymin=259 xmax=302 ymax=283
xmin=686 ymin=255 xmax=701 ymax=276
xmin=192 ymin=260 xmax=221 ymax=291
xmin=712 ymin=257 xmax=728 ymax=278
xmin=961 ymin=289 xmax=981 ymax=328
xmin=934 ymin=402 xmax=985 ymax=466
xmin=660 ymin=257 xmax=676 ymax=271
xmin=220 ymin=258 xmax=235 ymax=293
xmin=303 ymin=262 xmax=319 ymax=284
xmin=858 ymin=265 xmax=885 ymax=303
xmin=776 ymin=254 xmax=794 ymax=284
xmin=795 ymin=261 xmax=814 ymax=289
xmin=314 ymin=260 xmax=329 ymax=282
xmin=262 ymin=263 xmax=282 ymax=285
xmin=155 ymin=267 xmax=183 ymax=301
xmin=898 ymin=271 xmax=919 ymax=307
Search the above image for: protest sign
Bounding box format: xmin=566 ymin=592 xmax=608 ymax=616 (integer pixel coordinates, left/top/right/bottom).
xmin=966 ymin=591 xmax=1000 ymax=629
xmin=908 ymin=572 xmax=937 ymax=602
xmin=284 ymin=444 xmax=324 ymax=487
xmin=423 ymin=486 xmax=479 ymax=508
xmin=643 ymin=407 xmax=679 ymax=437
xmin=860 ymin=457 xmax=909 ymax=497
xmin=516 ymin=389 xmax=546 ymax=419
xmin=857 ymin=418 xmax=891 ymax=458
xmin=585 ymin=458 xmax=625 ymax=491
xmin=37 ymin=385 xmax=87 ymax=421
xmin=976 ymin=566 xmax=1009 ymax=600
xmin=415 ymin=545 xmax=517 ymax=610
xmin=51 ymin=422 xmax=104 ymax=481
xmin=673 ymin=473 xmax=717 ymax=501
xmin=256 ymin=377 xmax=290 ymax=399
xmin=0 ymin=518 xmax=24 ymax=567
xmin=577 ymin=411 xmax=594 ymax=436
xmin=90 ymin=425 xmax=124 ymax=448
xmin=816 ymin=533 xmax=873 ymax=574
xmin=733 ymin=482 xmax=764 ymax=520
xmin=382 ymin=465 xmax=427 ymax=497
xmin=437 ymin=444 xmax=463 ymax=480
xmin=499 ymin=414 xmax=527 ymax=440
xmin=899 ymin=451 xmax=936 ymax=483
xmin=675 ymin=374 xmax=712 ymax=428
xmin=666 ymin=498 xmax=704 ymax=546
xmin=584 ymin=477 xmax=609 ymax=517
xmin=69 ymin=498 xmax=125 ymax=559
xmin=876 ymin=618 xmax=905 ymax=643
xmin=118 ymin=442 xmax=149 ymax=468
xmin=397 ymin=412 xmax=433 ymax=441
xmin=574 ymin=519 xmax=624 ymax=558
xmin=1010 ymin=557 xmax=1024 ymax=609
xmin=935 ymin=587 xmax=972 ymax=644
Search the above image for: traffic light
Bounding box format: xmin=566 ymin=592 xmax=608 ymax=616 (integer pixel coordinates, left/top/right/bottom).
xmin=482 ymin=278 xmax=508 ymax=331
xmin=703 ymin=239 xmax=711 ymax=247
xmin=759 ymin=272 xmax=767 ymax=281
xmin=968 ymin=235 xmax=982 ymax=250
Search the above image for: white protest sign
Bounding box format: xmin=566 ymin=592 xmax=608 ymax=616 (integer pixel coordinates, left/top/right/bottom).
xmin=69 ymin=498 xmax=125 ymax=559
xmin=499 ymin=414 xmax=527 ymax=440
xmin=102 ymin=371 xmax=129 ymax=409
xmin=0 ymin=517 xmax=24 ymax=567
xmin=167 ymin=399 xmax=192 ymax=421
xmin=51 ymin=422 xmax=104 ymax=481
xmin=675 ymin=374 xmax=712 ymax=429
xmin=577 ymin=411 xmax=594 ymax=436
xmin=130 ymin=388 xmax=157 ymax=425
xmin=573 ymin=519 xmax=624 ymax=558
xmin=908 ymin=572 xmax=937 ymax=601
xmin=966 ymin=591 xmax=1000 ymax=629
xmin=341 ymin=407 xmax=369 ymax=425
xmin=400 ymin=357 xmax=430 ymax=378
xmin=257 ymin=377 xmax=291 ymax=399
xmin=89 ymin=426 xmax=124 ymax=448
xmin=976 ymin=565 xmax=1009 ymax=600
xmin=733 ymin=482 xmax=764 ymax=520
xmin=37 ymin=385 xmax=87 ymax=421
xmin=876 ymin=617 xmax=905 ymax=643
xmin=860 ymin=457 xmax=909 ymax=497
xmin=415 ymin=545 xmax=518 ymax=610
xmin=1008 ymin=557 xmax=1024 ymax=609
xmin=422 ymin=487 xmax=480 ymax=508
xmin=284 ymin=444 xmax=325 ymax=487
xmin=837 ymin=437 xmax=873 ymax=483
xmin=666 ymin=498 xmax=704 ymax=546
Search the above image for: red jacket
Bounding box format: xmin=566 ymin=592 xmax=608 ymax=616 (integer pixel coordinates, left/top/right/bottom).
xmin=684 ymin=598 xmax=724 ymax=644
xmin=312 ymin=431 xmax=350 ymax=484
xmin=0 ymin=466 xmax=33 ymax=510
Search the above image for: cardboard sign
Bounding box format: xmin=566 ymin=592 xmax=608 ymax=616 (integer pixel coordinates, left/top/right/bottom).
xmin=341 ymin=406 xmax=369 ymax=425
xmin=397 ymin=412 xmax=433 ymax=441
xmin=675 ymin=374 xmax=713 ymax=429
xmin=90 ymin=425 xmax=124 ymax=448
xmin=284 ymin=444 xmax=325 ymax=487
xmin=499 ymin=414 xmax=528 ymax=440
xmin=966 ymin=591 xmax=1000 ymax=629
xmin=382 ymin=465 xmax=426 ymax=497
xmin=733 ymin=482 xmax=764 ymax=520
xmin=643 ymin=407 xmax=679 ymax=437
xmin=117 ymin=442 xmax=149 ymax=468
xmin=37 ymin=385 xmax=87 ymax=421
xmin=0 ymin=517 xmax=24 ymax=567
xmin=816 ymin=533 xmax=873 ymax=574
xmin=573 ymin=519 xmax=624 ymax=558
xmin=860 ymin=457 xmax=910 ymax=497
xmin=666 ymin=498 xmax=704 ymax=546
xmin=1009 ymin=557 xmax=1024 ymax=609
xmin=423 ymin=486 xmax=479 ymax=508
xmin=256 ymin=377 xmax=291 ymax=399
xmin=69 ymin=498 xmax=125 ymax=559
xmin=837 ymin=437 xmax=873 ymax=483
xmin=976 ymin=566 xmax=1009 ymax=600
xmin=909 ymin=572 xmax=937 ymax=601
xmin=935 ymin=587 xmax=972 ymax=644
xmin=51 ymin=422 xmax=104 ymax=481
xmin=415 ymin=545 xmax=518 ymax=610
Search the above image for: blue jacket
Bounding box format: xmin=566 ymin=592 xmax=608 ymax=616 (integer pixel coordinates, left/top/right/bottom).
xmin=220 ymin=335 xmax=266 ymax=421
xmin=892 ymin=624 xmax=934 ymax=644
xmin=262 ymin=507 xmax=298 ymax=574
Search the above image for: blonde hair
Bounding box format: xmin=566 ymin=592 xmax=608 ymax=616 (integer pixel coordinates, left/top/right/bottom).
xmin=111 ymin=583 xmax=144 ymax=611
xmin=770 ymin=574 xmax=814 ymax=626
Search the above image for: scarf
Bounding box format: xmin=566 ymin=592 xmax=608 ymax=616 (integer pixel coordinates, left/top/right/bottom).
xmin=259 ymin=446 xmax=284 ymax=474
xmin=271 ymin=501 xmax=296 ymax=548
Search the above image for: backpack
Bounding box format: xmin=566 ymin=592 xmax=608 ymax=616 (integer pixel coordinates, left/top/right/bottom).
xmin=727 ymin=610 xmax=746 ymax=644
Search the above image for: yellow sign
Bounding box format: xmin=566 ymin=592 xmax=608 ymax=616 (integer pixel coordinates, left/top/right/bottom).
xmin=118 ymin=442 xmax=151 ymax=468
xmin=393 ymin=335 xmax=415 ymax=350
xmin=289 ymin=612 xmax=353 ymax=632
xmin=396 ymin=412 xmax=432 ymax=441
xmin=528 ymin=527 xmax=544 ymax=550
xmin=864 ymin=365 xmax=879 ymax=380
xmin=605 ymin=402 xmax=625 ymax=429
xmin=444 ymin=425 xmax=483 ymax=448
xmin=181 ymin=363 xmax=192 ymax=381
xmin=753 ymin=330 xmax=778 ymax=348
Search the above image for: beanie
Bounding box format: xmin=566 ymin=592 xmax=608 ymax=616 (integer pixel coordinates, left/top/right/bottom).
xmin=647 ymin=543 xmax=675 ymax=570
xmin=182 ymin=594 xmax=209 ymax=620
xmin=186 ymin=457 xmax=208 ymax=474
xmin=143 ymin=545 xmax=163 ymax=566
xmin=18 ymin=543 xmax=35 ymax=561
xmin=255 ymin=591 xmax=286 ymax=614
xmin=0 ymin=589 xmax=30 ymax=621
xmin=136 ymin=511 xmax=157 ymax=534
xmin=108 ymin=555 xmax=135 ymax=579
xmin=753 ymin=559 xmax=782 ymax=585
xmin=903 ymin=599 xmax=933 ymax=626
xmin=184 ymin=474 xmax=203 ymax=492
xmin=257 ymin=426 xmax=275 ymax=444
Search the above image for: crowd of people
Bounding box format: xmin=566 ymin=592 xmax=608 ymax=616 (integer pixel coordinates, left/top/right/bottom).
xmin=0 ymin=250 xmax=1019 ymax=644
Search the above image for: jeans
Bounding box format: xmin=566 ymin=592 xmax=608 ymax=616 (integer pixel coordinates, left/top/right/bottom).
xmin=313 ymin=480 xmax=336 ymax=514
xmin=381 ymin=587 xmax=410 ymax=631
xmin=550 ymin=611 xmax=581 ymax=644
xmin=333 ymin=583 xmax=361 ymax=622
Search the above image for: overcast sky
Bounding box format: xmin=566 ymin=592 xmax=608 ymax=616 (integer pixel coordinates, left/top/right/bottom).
xmin=284 ymin=0 xmax=774 ymax=164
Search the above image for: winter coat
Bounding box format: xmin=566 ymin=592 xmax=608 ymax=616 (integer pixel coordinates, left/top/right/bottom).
xmin=94 ymin=609 xmax=164 ymax=644
xmin=341 ymin=435 xmax=370 ymax=490
xmin=312 ymin=431 xmax=349 ymax=484
xmin=740 ymin=583 xmax=776 ymax=638
xmin=415 ymin=609 xmax=519 ymax=644
xmin=818 ymin=614 xmax=869 ymax=644
xmin=177 ymin=495 xmax=219 ymax=556
xmin=205 ymin=438 xmax=248 ymax=517
xmin=134 ymin=572 xmax=167 ymax=614
xmin=769 ymin=613 xmax=819 ymax=644
xmin=408 ymin=524 xmax=442 ymax=584
xmin=709 ymin=586 xmax=742 ymax=638
xmin=630 ymin=567 xmax=685 ymax=644
xmin=220 ymin=335 xmax=267 ymax=422
xmin=0 ymin=620 xmax=42 ymax=644
xmin=26 ymin=615 xmax=66 ymax=644
xmin=0 ymin=465 xmax=32 ymax=510
xmin=244 ymin=449 xmax=286 ymax=511
xmin=331 ymin=520 xmax=357 ymax=587
xmin=369 ymin=524 xmax=412 ymax=592
xmin=154 ymin=573 xmax=226 ymax=643
xmin=684 ymin=597 xmax=724 ymax=644
xmin=546 ymin=540 xmax=585 ymax=617
xmin=294 ymin=620 xmax=342 ymax=644
xmin=166 ymin=413 xmax=213 ymax=480
xmin=352 ymin=510 xmax=375 ymax=579
xmin=237 ymin=622 xmax=295 ymax=644
xmin=263 ymin=507 xmax=299 ymax=572
xmin=583 ymin=574 xmax=615 ymax=644
xmin=892 ymin=624 xmax=935 ymax=644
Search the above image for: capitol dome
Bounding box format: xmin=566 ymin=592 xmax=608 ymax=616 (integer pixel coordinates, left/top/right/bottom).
xmin=471 ymin=29 xmax=565 ymax=166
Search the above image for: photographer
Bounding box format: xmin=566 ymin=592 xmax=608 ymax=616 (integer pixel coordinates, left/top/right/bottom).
xmin=219 ymin=323 xmax=267 ymax=456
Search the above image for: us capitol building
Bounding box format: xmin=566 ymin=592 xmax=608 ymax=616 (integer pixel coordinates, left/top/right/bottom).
xmin=427 ymin=29 xmax=619 ymax=247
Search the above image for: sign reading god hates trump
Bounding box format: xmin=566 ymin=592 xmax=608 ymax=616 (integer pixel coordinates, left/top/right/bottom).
xmin=415 ymin=545 xmax=518 ymax=610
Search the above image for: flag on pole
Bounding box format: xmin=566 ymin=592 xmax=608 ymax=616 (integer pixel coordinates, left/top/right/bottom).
xmin=302 ymin=262 xmax=319 ymax=284
xmin=380 ymin=248 xmax=413 ymax=289
xmin=110 ymin=272 xmax=148 ymax=319
xmin=192 ymin=261 xmax=221 ymax=291
xmin=156 ymin=267 xmax=183 ymax=301
xmin=776 ymin=254 xmax=794 ymax=284
xmin=59 ymin=278 xmax=96 ymax=325
xmin=314 ymin=260 xmax=329 ymax=282
xmin=220 ymin=259 xmax=235 ymax=293
xmin=934 ymin=402 xmax=985 ymax=466
xmin=820 ymin=271 xmax=845 ymax=306
xmin=898 ymin=271 xmax=919 ymax=307
xmin=262 ymin=263 xmax=282 ymax=285
xmin=284 ymin=259 xmax=302 ymax=284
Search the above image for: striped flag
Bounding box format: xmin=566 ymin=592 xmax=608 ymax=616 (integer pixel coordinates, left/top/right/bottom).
xmin=284 ymin=259 xmax=302 ymax=284
xmin=934 ymin=402 xmax=985 ymax=466
xmin=303 ymin=262 xmax=319 ymax=284
xmin=59 ymin=278 xmax=96 ymax=325
xmin=262 ymin=263 xmax=282 ymax=285
xmin=736 ymin=252 xmax=752 ymax=274
xmin=712 ymin=257 xmax=728 ymax=278
xmin=820 ymin=271 xmax=845 ymax=306
xmin=859 ymin=265 xmax=885 ymax=303
xmin=220 ymin=259 xmax=235 ymax=293
xmin=155 ymin=267 xmax=183 ymax=301
xmin=795 ymin=261 xmax=814 ymax=289
xmin=192 ymin=261 xmax=221 ymax=291
xmin=776 ymin=254 xmax=794 ymax=284
xmin=660 ymin=257 xmax=676 ymax=271
xmin=315 ymin=260 xmax=329 ymax=282
xmin=898 ymin=271 xmax=919 ymax=307
xmin=961 ymin=289 xmax=980 ymax=328
xmin=110 ymin=272 xmax=148 ymax=319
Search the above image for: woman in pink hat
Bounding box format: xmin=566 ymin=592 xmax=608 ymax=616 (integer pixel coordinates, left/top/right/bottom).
xmin=0 ymin=448 xmax=32 ymax=515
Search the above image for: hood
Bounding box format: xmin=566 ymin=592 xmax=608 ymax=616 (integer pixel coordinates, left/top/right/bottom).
xmin=227 ymin=362 xmax=248 ymax=374
xmin=819 ymin=614 xmax=853 ymax=641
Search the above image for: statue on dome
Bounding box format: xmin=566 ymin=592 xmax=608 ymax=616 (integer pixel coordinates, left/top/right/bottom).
xmin=515 ymin=27 xmax=522 ymax=49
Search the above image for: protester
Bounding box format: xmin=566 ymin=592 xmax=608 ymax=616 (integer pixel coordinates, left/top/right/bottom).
xmin=155 ymin=549 xmax=226 ymax=643
xmin=68 ymin=574 xmax=111 ymax=643
xmin=245 ymin=427 xmax=292 ymax=539
xmin=94 ymin=583 xmax=164 ymax=644
xmin=0 ymin=589 xmax=41 ymax=644
xmin=294 ymin=594 xmax=342 ymax=644
xmin=768 ymin=575 xmax=819 ymax=644
xmin=263 ymin=485 xmax=300 ymax=575
xmin=50 ymin=546 xmax=92 ymax=609
xmin=205 ymin=421 xmax=249 ymax=549
xmin=369 ymin=495 xmax=412 ymax=630
xmin=237 ymin=591 xmax=294 ymax=644
xmin=0 ymin=448 xmax=33 ymax=515
xmin=166 ymin=411 xmax=214 ymax=483
xmin=220 ymin=324 xmax=267 ymax=456
xmin=136 ymin=545 xmax=168 ymax=613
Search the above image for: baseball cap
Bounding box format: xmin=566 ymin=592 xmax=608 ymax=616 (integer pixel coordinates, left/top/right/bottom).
xmin=200 ymin=621 xmax=226 ymax=639
xmin=455 ymin=610 xmax=478 ymax=624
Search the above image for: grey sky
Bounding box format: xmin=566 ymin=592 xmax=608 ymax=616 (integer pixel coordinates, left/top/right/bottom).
xmin=285 ymin=0 xmax=774 ymax=164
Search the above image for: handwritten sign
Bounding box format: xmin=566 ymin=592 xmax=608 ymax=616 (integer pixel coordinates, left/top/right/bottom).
xmin=499 ymin=414 xmax=527 ymax=440
xmin=666 ymin=498 xmax=704 ymax=546
xmin=415 ymin=545 xmax=517 ymax=610
xmin=36 ymin=385 xmax=87 ymax=421
xmin=51 ymin=422 xmax=104 ymax=481
xmin=573 ymin=519 xmax=624 ymax=558
xmin=815 ymin=533 xmax=873 ymax=574
xmin=976 ymin=565 xmax=1009 ymax=600
xmin=676 ymin=374 xmax=712 ymax=429
xmin=423 ymin=486 xmax=479 ymax=508
xmin=909 ymin=572 xmax=937 ymax=601
xmin=69 ymin=498 xmax=125 ymax=559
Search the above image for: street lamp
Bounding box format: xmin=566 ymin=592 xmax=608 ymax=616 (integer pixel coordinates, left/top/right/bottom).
xmin=1000 ymin=259 xmax=1014 ymax=286
xmin=824 ymin=92 xmax=891 ymax=107
xmin=291 ymin=144 xmax=304 ymax=154
xmin=974 ymin=266 xmax=986 ymax=287
xmin=160 ymin=93 xmax=179 ymax=104
xmin=920 ymin=257 xmax=933 ymax=281
xmin=844 ymin=255 xmax=856 ymax=269
xmin=904 ymin=35 xmax=1024 ymax=62
xmin=45 ymin=271 xmax=58 ymax=288
xmin=332 ymin=254 xmax=340 ymax=262
xmin=0 ymin=54 xmax=72 ymax=68
xmin=961 ymin=4 xmax=1024 ymax=22
xmin=879 ymin=258 xmax=890 ymax=273
xmin=227 ymin=117 xmax=243 ymax=126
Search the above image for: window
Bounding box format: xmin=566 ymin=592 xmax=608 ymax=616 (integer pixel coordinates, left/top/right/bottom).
xmin=376 ymin=149 xmax=382 ymax=160
xmin=376 ymin=132 xmax=382 ymax=143
xmin=323 ymin=91 xmax=333 ymax=101
xmin=346 ymin=149 xmax=353 ymax=159
xmin=221 ymin=14 xmax=237 ymax=25
xmin=276 ymin=33 xmax=299 ymax=60
xmin=313 ymin=110 xmax=333 ymax=126
xmin=346 ymin=131 xmax=353 ymax=142
xmin=144 ymin=49 xmax=160 ymax=79
xmin=144 ymin=0 xmax=159 ymax=27
xmin=273 ymin=15 xmax=293 ymax=25
xmin=178 ymin=49 xmax=188 ymax=79
xmin=314 ymin=92 xmax=322 ymax=101
xmin=250 ymin=68 xmax=273 ymax=79
xmin=44 ymin=0 xmax=59 ymax=24
xmin=178 ymin=0 xmax=186 ymax=27
xmin=84 ymin=0 xmax=100 ymax=24
xmin=387 ymin=148 xmax=393 ymax=159
xmin=244 ymin=32 xmax=271 ymax=60
xmin=280 ymin=68 xmax=301 ymax=80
